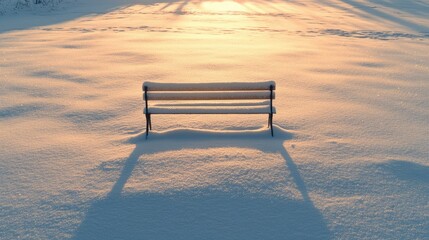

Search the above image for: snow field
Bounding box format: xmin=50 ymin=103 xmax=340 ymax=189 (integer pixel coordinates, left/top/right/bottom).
xmin=0 ymin=0 xmax=428 ymax=239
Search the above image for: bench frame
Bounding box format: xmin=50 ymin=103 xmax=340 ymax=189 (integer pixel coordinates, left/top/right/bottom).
xmin=143 ymin=82 xmax=276 ymax=137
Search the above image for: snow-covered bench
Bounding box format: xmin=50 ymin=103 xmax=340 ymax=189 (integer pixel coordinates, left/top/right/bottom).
xmin=142 ymin=81 xmax=276 ymax=137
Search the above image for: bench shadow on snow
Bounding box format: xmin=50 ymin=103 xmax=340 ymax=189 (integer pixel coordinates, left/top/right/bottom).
xmin=73 ymin=126 xmax=330 ymax=240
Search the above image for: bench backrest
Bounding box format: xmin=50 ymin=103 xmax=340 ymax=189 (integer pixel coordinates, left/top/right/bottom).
xmin=142 ymin=81 xmax=276 ymax=101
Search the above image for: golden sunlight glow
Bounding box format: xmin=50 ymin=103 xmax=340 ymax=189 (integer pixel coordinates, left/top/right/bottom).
xmin=200 ymin=0 xmax=248 ymax=12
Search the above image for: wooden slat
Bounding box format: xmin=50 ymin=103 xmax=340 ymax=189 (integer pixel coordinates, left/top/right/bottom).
xmin=144 ymin=106 xmax=276 ymax=114
xmin=143 ymin=91 xmax=275 ymax=100
xmin=143 ymin=81 xmax=276 ymax=91
xmin=153 ymin=100 xmax=270 ymax=107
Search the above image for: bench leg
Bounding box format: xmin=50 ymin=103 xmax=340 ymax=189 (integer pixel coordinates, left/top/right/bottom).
xmin=145 ymin=114 xmax=150 ymax=138
xmin=269 ymin=113 xmax=274 ymax=137
xmin=149 ymin=114 xmax=152 ymax=130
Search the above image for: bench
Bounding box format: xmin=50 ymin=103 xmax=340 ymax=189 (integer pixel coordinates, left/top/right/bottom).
xmin=142 ymin=81 xmax=276 ymax=137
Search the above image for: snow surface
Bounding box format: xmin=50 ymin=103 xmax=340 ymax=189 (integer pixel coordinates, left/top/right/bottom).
xmin=1 ymin=0 xmax=428 ymax=239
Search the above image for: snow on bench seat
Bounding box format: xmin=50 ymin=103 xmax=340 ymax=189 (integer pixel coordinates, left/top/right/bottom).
xmin=144 ymin=106 xmax=276 ymax=114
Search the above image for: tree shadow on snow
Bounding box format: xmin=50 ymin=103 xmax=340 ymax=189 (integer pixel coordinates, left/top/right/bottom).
xmin=4 ymin=0 xmax=428 ymax=34
xmin=317 ymin=0 xmax=429 ymax=32
xmin=0 ymin=0 xmax=153 ymax=33
xmin=73 ymin=126 xmax=331 ymax=240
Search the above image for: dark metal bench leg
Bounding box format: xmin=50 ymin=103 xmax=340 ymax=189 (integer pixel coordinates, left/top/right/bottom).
xmin=268 ymin=84 xmax=274 ymax=137
xmin=145 ymin=114 xmax=149 ymax=138
xmin=149 ymin=114 xmax=152 ymax=130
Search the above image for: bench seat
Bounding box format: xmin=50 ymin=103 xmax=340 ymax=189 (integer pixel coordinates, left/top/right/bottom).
xmin=144 ymin=106 xmax=276 ymax=114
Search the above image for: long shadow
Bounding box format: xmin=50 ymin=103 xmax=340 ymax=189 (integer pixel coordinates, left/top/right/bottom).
xmin=73 ymin=127 xmax=330 ymax=239
xmin=367 ymin=0 xmax=429 ymax=17
xmin=339 ymin=0 xmax=429 ymax=32
xmin=0 ymin=0 xmax=184 ymax=34
xmin=0 ymin=1 xmax=122 ymax=33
